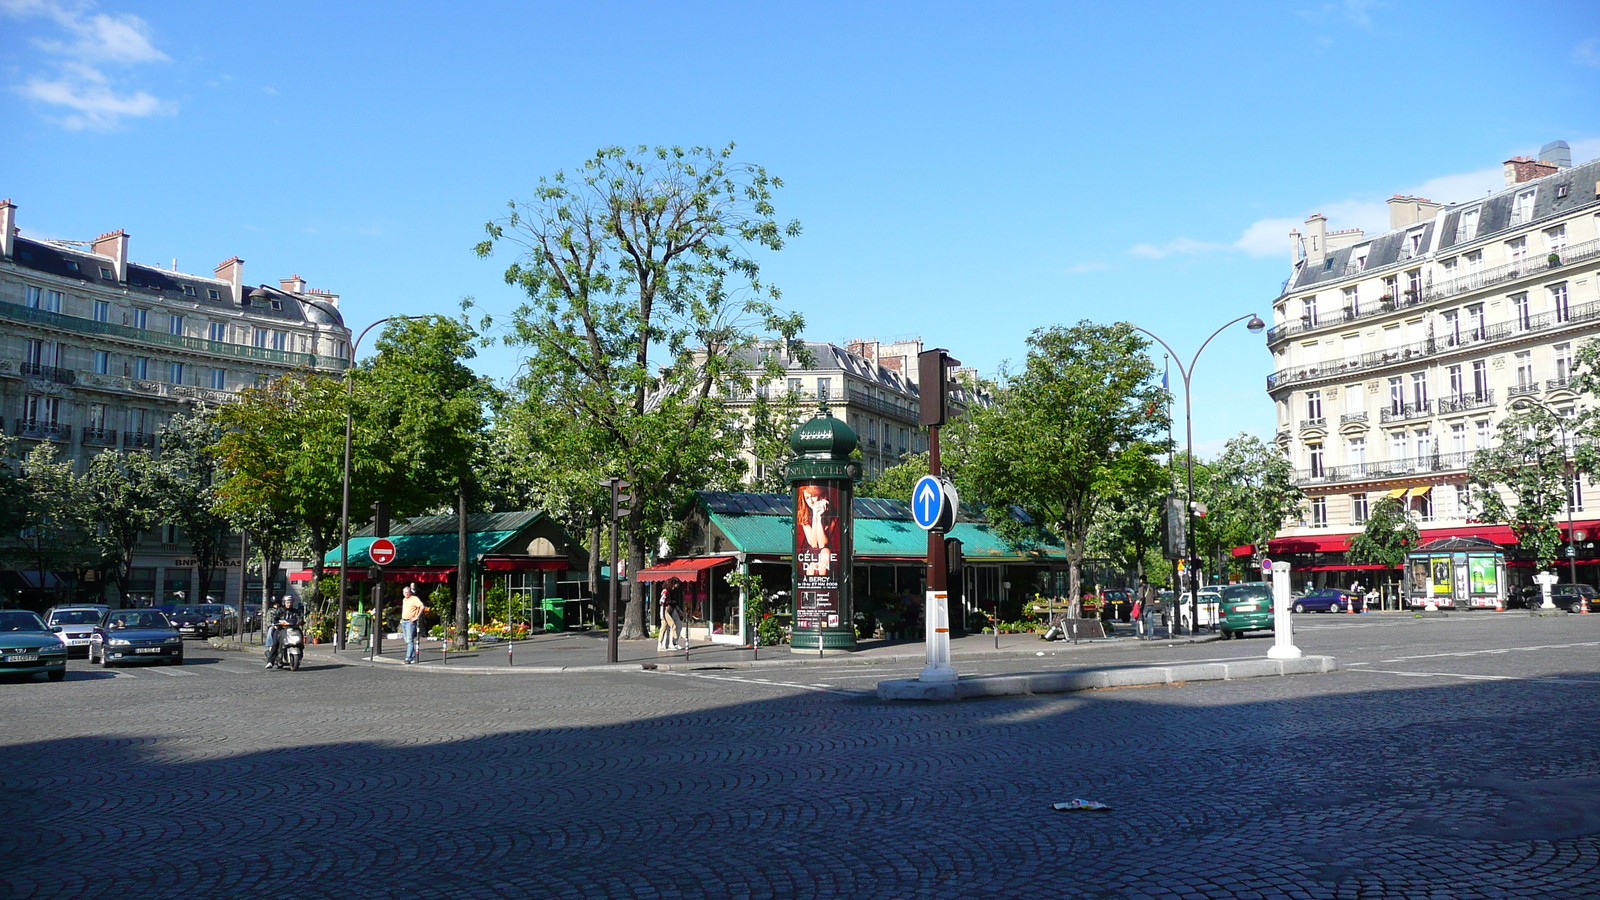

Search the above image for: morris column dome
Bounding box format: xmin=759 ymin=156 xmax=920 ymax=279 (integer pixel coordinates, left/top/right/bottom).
xmin=789 ymin=410 xmax=859 ymax=459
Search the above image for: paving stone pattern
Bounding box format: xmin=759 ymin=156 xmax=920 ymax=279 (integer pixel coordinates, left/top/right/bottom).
xmin=2 ymin=615 xmax=1599 ymax=898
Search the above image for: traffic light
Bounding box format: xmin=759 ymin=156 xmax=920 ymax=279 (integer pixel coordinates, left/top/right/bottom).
xmin=945 ymin=537 xmax=964 ymax=579
xmin=610 ymin=479 xmax=633 ymax=520
xmin=918 ymin=349 xmax=961 ymax=427
xmin=371 ymin=501 xmax=389 ymax=539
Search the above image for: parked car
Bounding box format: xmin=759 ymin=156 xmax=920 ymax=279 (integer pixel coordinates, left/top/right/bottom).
xmin=1551 ymin=584 xmax=1599 ymax=614
xmin=0 ymin=610 xmax=69 ymax=682
xmin=168 ymin=604 xmax=238 ymax=639
xmin=43 ymin=605 xmax=110 ymax=657
xmin=1218 ymin=582 xmax=1274 ymax=640
xmin=1292 ymin=588 xmax=1364 ymax=614
xmin=88 ymin=610 xmax=184 ymax=667
xmin=243 ymin=604 xmax=261 ymax=630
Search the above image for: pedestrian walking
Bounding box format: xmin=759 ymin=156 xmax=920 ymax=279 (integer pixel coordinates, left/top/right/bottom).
xmin=658 ymin=580 xmax=686 ymax=650
xmin=400 ymin=585 xmax=427 ymax=664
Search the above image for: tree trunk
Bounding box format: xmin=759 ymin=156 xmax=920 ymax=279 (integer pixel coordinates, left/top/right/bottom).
xmin=454 ymin=487 xmax=470 ymax=649
xmin=621 ymin=534 xmax=648 ymax=640
xmin=588 ymin=519 xmax=601 ymax=624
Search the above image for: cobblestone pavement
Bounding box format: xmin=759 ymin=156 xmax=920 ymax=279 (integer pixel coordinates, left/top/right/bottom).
xmin=3 ymin=613 xmax=1599 ymax=899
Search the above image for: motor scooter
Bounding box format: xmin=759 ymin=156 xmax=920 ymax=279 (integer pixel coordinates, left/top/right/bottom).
xmin=273 ymin=622 xmax=305 ymax=671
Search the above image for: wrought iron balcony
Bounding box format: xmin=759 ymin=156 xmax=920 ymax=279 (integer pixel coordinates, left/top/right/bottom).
xmin=1379 ymin=401 xmax=1432 ymax=424
xmin=1436 ymin=390 xmax=1495 ymax=414
xmin=15 ymin=420 xmax=70 ymax=441
xmin=124 ymin=431 xmax=157 ymax=450
xmin=1294 ymin=450 xmax=1479 ymax=486
xmin=19 ymin=362 xmax=76 ymax=384
xmin=1300 ymin=417 xmax=1326 ymax=430
xmin=1507 ymin=382 xmax=1542 ymax=398
xmin=1547 ymin=376 xmax=1574 ymax=392
xmin=1268 ymin=235 xmax=1600 ymax=345
xmin=1340 ymin=411 xmax=1368 ymax=424
xmin=82 ymin=427 xmax=119 ymax=445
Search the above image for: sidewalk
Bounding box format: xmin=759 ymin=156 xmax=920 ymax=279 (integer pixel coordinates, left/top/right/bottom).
xmin=220 ymin=622 xmax=1221 ymax=674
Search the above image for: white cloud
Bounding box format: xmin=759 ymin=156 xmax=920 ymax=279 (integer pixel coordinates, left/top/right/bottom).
xmin=1129 ymin=237 xmax=1228 ymax=259
xmin=1 ymin=0 xmax=172 ymax=129
xmin=1064 ymin=261 xmax=1113 ymax=274
xmin=1574 ymin=37 xmax=1600 ymax=69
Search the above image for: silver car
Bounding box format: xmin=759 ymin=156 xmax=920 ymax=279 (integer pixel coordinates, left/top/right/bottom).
xmin=43 ymin=605 xmax=110 ymax=658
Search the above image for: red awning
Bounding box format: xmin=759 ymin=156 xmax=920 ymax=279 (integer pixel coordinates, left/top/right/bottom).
xmin=1300 ymin=563 xmax=1395 ymax=572
xmin=1231 ymin=544 xmax=1256 ymax=558
xmin=292 ymin=568 xmax=369 ymax=582
xmin=1415 ymin=524 xmax=1519 ymax=544
xmin=481 ymin=557 xmax=568 ymax=572
xmin=636 ymin=557 xmax=735 ymax=582
xmin=1266 ymin=535 xmax=1352 ymax=554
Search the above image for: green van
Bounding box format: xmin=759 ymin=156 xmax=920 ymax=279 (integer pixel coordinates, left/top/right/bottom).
xmin=1218 ymin=582 xmax=1273 ymax=640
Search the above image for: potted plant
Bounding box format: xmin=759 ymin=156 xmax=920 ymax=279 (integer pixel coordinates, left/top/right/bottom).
xmin=1549 ymin=252 xmax=1562 ymax=267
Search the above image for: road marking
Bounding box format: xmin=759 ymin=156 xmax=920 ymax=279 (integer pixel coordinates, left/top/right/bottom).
xmin=153 ymin=667 xmax=194 ymax=676
xmin=1363 ymin=668 xmax=1600 ymax=685
xmin=655 ymin=670 xmax=862 ymax=696
xmin=213 ymin=665 xmax=258 ymax=676
xmin=1348 ymin=641 xmax=1600 ymax=666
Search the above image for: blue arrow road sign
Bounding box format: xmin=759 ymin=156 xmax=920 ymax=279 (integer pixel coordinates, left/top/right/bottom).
xmin=912 ymin=475 xmax=945 ymax=530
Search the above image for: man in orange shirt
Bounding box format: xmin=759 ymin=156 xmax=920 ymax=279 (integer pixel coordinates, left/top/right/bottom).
xmin=401 ymin=585 xmax=428 ymax=664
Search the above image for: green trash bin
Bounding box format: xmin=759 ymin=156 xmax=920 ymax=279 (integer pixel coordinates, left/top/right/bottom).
xmin=540 ymin=597 xmax=565 ymax=633
xmin=349 ymin=612 xmax=370 ymax=641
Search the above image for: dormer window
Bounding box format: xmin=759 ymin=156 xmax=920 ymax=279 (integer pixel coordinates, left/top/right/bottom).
xmin=1455 ymin=207 xmax=1480 ymax=243
xmin=1511 ymin=189 xmax=1535 ymax=226
xmin=99 ymin=266 xmax=114 ymax=279
xmin=270 ymin=299 xmax=282 ymax=311
xmin=1556 ymin=182 xmax=1571 ymax=200
xmin=65 ymin=261 xmax=79 ymax=274
xmin=184 ymin=285 xmax=196 ymax=297
xmin=207 ymin=289 xmax=220 ymax=300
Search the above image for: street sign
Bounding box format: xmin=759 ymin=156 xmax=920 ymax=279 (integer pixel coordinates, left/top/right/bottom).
xmin=1258 ymin=557 xmax=1273 ymax=571
xmin=370 ymin=538 xmax=397 ymax=566
xmin=911 ymin=476 xmax=957 ymax=532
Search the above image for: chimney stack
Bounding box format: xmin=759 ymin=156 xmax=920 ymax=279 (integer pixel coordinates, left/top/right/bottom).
xmin=1503 ymin=156 xmax=1559 ymax=187
xmin=91 ymin=229 xmax=129 ymax=282
xmin=214 ymin=257 xmax=244 ymax=305
xmin=280 ymin=274 xmax=307 ymax=293
xmin=1387 ymin=195 xmax=1444 ymax=229
xmin=0 ymin=199 xmax=14 ymax=260
xmin=1304 ymin=213 xmax=1327 ymax=265
xmin=1289 ymin=228 xmax=1303 ymax=266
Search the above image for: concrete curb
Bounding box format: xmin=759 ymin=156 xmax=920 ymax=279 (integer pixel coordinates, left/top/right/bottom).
xmin=876 ymin=655 xmax=1339 ymax=701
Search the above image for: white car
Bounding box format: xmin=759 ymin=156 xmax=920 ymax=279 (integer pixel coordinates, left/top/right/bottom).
xmin=43 ymin=605 xmax=109 ymax=658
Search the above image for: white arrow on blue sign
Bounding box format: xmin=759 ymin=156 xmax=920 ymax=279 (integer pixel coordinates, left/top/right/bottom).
xmin=912 ymin=475 xmax=947 ymax=531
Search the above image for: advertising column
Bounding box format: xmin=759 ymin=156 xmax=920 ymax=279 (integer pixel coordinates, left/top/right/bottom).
xmin=785 ymin=409 xmax=861 ymax=653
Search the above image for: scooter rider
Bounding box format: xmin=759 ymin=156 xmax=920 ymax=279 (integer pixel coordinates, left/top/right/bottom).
xmin=265 ymin=597 xmax=303 ymax=669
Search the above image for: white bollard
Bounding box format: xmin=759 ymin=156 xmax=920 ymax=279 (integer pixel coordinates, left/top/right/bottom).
xmin=1267 ymin=561 xmax=1303 ymax=660
xmin=919 ymin=590 xmax=957 ymax=682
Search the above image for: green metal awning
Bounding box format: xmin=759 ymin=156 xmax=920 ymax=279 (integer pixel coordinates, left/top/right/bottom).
xmin=325 ymin=530 xmax=521 ymax=569
xmin=705 ymin=511 xmax=1065 ymax=563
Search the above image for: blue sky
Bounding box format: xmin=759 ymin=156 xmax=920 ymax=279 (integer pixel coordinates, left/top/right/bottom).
xmin=3 ymin=0 xmax=1599 ymax=457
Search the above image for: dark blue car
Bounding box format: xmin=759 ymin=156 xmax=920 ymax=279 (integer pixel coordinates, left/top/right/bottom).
xmin=1292 ymin=588 xmax=1364 ymax=614
xmin=88 ymin=610 xmax=184 ymax=667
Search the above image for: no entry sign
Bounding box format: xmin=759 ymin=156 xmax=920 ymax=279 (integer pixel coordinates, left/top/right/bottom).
xmin=370 ymin=538 xmax=397 ymax=566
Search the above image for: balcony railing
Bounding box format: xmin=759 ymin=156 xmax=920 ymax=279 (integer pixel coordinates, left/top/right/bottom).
xmin=1380 ymin=400 xmax=1432 ymax=424
xmin=1300 ymin=417 xmax=1326 ymax=430
xmin=1507 ymin=382 xmax=1541 ymax=398
xmin=1267 ymin=297 xmax=1600 ymax=391
xmin=75 ymin=372 xmax=235 ymax=405
xmin=1436 ymin=390 xmax=1495 ymax=414
xmin=1340 ymin=411 xmax=1368 ymax=424
xmin=846 ymin=388 xmax=919 ymax=423
xmin=19 ymin=362 xmax=76 ymax=384
xmin=82 ymin=427 xmax=118 ymax=445
xmin=1295 ymin=450 xmax=1479 ymax=486
xmin=0 ymin=300 xmax=345 ymax=370
xmin=14 ymin=420 xmax=70 ymax=441
xmin=124 ymin=431 xmax=157 ymax=450
xmin=1547 ymin=376 xmax=1574 ymax=392
xmin=1267 ymin=236 xmax=1600 ymax=344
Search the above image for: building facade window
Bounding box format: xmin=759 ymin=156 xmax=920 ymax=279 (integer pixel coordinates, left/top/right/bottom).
xmin=271 ymin=331 xmax=288 ymax=351
xmin=1305 ymin=390 xmax=1322 ymax=422
xmin=1391 ymin=430 xmax=1408 ymax=463
xmin=1472 ymin=360 xmax=1489 ymax=398
xmin=1508 ymin=236 xmax=1528 ymax=269
xmin=93 ymin=300 xmax=109 ymax=322
xmin=1307 ymin=442 xmax=1324 ymax=477
xmin=1555 ymin=343 xmax=1574 ymax=384
xmin=25 ymin=394 xmax=62 ymax=424
xmin=169 ymin=314 xmax=184 ymax=336
xmin=786 ymin=378 xmax=802 ymax=395
xmin=1511 ymin=293 xmax=1531 ymax=332
xmin=1441 ymin=310 xmax=1460 ymax=346
xmin=1514 ymin=351 xmax=1535 ymax=388
xmin=1551 ymin=283 xmax=1569 ymax=323
xmin=1310 ymin=496 xmax=1328 ymax=528
xmin=168 ymin=361 xmax=184 ymax=385
xmin=816 ymin=377 xmax=831 ymax=401
xmin=1467 ymin=304 xmax=1485 ymax=339
xmin=1475 ymin=420 xmax=1492 ymax=450
xmin=132 ymin=356 xmax=149 ymax=380
xmin=1411 ymin=372 xmax=1429 ymax=408
xmin=1304 ymin=295 xmax=1319 ymax=326
xmin=1351 ymin=493 xmax=1369 ymax=524
xmin=1347 ymin=436 xmax=1366 ymax=466
xmin=88 ymin=403 xmax=107 ymax=430
xmin=208 ymin=322 xmax=226 ymax=342
xmin=1406 ymin=269 xmax=1423 ymax=300
xmin=1388 ymin=377 xmax=1404 ymax=415
xmin=253 ymin=328 xmax=268 ymax=348
xmin=93 ymin=349 xmax=109 ymax=374
xmin=131 ymin=307 xmax=148 ymax=330
xmin=1450 ymin=422 xmax=1467 ymax=455
xmin=1547 ymin=225 xmax=1568 ymax=254
xmin=210 ymin=367 xmax=227 ymax=390
xmin=1447 ymin=364 xmax=1464 ymax=400
xmin=1511 ymin=189 xmax=1535 ymax=225
xmin=1457 ymin=484 xmax=1472 ymax=518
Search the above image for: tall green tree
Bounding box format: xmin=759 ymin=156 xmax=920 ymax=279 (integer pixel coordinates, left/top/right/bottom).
xmin=1468 ymin=406 xmax=1593 ymax=571
xmin=1195 ymin=434 xmax=1303 ymax=580
xmin=15 ymin=443 xmax=92 ymax=602
xmin=1087 ymin=451 xmax=1169 ymax=583
xmin=153 ymin=410 xmax=234 ymax=603
xmin=476 ymin=144 xmax=804 ymax=640
xmin=80 ymin=448 xmax=161 ymax=602
xmin=0 ymin=434 xmax=27 ymax=541
xmin=955 ymin=322 xmax=1169 ymax=614
xmin=365 ymin=314 xmax=495 ymax=647
xmin=858 ymin=452 xmax=929 ymax=501
xmin=1345 ymin=496 xmax=1418 ymax=589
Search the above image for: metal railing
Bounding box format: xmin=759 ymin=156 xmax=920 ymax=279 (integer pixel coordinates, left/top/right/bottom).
xmin=1300 ymin=417 xmax=1326 ymax=430
xmin=14 ymin=420 xmax=70 ymax=441
xmin=124 ymin=431 xmax=157 ymax=450
xmin=19 ymin=362 xmax=76 ymax=384
xmin=1508 ymin=382 xmax=1541 ymax=398
xmin=82 ymin=427 xmax=118 ymax=445
xmin=1436 ymin=390 xmax=1495 ymax=414
xmin=1267 ymin=297 xmax=1600 ymax=391
xmin=846 ymin=388 xmax=919 ymax=422
xmin=1295 ymin=449 xmax=1479 ymax=486
xmin=1340 ymin=411 xmax=1368 ymax=424
xmin=1547 ymin=377 xmax=1573 ymax=392
xmin=0 ymin=300 xmax=345 ymax=370
xmin=1379 ymin=400 xmax=1432 ymax=424
xmin=1267 ymin=236 xmax=1600 ymax=344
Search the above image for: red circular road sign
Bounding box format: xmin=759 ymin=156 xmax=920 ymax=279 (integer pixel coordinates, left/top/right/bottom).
xmin=1258 ymin=557 xmax=1273 ymax=571
xmin=370 ymin=538 xmax=397 ymax=566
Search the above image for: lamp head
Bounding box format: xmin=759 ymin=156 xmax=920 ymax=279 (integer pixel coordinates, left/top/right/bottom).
xmin=1246 ymin=315 xmax=1266 ymax=334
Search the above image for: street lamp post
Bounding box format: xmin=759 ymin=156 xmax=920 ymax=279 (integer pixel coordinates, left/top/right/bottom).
xmin=1509 ymin=396 xmax=1580 ymax=595
xmin=335 ymin=315 xmax=426 ymax=651
xmin=1134 ymin=314 xmax=1267 ymax=634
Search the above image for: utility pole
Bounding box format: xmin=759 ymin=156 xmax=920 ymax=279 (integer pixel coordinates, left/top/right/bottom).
xmin=602 ymin=477 xmax=632 ymax=664
xmin=918 ymin=349 xmax=959 ymax=683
